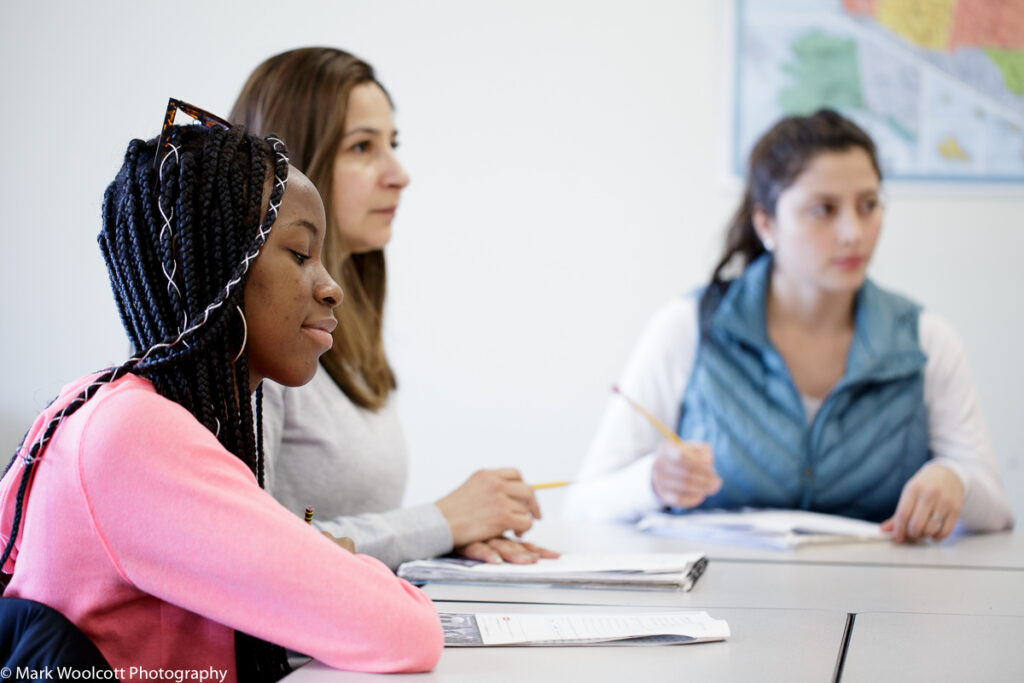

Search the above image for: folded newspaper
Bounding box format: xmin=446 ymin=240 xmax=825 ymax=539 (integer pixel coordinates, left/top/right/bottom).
xmin=397 ymin=552 xmax=708 ymax=591
xmin=440 ymin=610 xmax=730 ymax=647
xmin=638 ymin=508 xmax=889 ymax=549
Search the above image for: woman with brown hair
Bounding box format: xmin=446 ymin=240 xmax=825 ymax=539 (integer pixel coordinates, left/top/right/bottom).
xmin=565 ymin=109 xmax=1013 ymax=542
xmin=230 ymin=47 xmax=556 ymax=569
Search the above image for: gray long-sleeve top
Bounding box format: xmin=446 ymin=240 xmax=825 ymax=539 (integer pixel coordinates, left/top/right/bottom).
xmin=261 ymin=365 xmax=453 ymax=569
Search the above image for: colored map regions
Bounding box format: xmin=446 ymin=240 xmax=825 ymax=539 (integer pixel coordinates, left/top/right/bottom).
xmin=858 ymin=0 xmax=958 ymax=50
xmin=734 ymin=0 xmax=1024 ymax=181
xmin=986 ymin=49 xmax=1024 ymax=94
xmin=843 ymin=0 xmax=1024 ymax=50
xmin=844 ymin=0 xmax=1024 ymax=94
xmin=779 ymin=32 xmax=864 ymax=113
xmin=949 ymin=0 xmax=1024 ymax=50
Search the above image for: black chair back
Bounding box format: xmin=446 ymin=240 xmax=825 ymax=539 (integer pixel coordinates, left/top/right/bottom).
xmin=0 ymin=597 xmax=116 ymax=680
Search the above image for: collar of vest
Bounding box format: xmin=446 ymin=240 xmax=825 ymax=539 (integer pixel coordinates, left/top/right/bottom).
xmin=711 ymin=254 xmax=926 ymax=385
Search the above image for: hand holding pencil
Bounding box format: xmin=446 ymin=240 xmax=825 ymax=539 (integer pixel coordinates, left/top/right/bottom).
xmin=435 ymin=468 xmax=560 ymax=565
xmin=436 ymin=470 xmax=540 ymax=539
xmin=612 ymin=385 xmax=722 ymax=508
xmin=651 ymin=440 xmax=722 ymax=508
xmin=307 ymin=505 xmax=358 ymax=553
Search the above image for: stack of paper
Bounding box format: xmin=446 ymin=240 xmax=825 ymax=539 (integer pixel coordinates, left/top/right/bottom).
xmin=637 ymin=508 xmax=889 ymax=549
xmin=440 ymin=610 xmax=730 ymax=647
xmin=397 ymin=552 xmax=708 ymax=591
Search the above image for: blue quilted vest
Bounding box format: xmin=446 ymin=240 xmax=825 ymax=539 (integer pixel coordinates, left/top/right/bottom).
xmin=678 ymin=255 xmax=930 ymax=522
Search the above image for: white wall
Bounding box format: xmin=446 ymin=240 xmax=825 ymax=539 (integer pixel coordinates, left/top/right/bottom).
xmin=1 ymin=0 xmax=1021 ymax=520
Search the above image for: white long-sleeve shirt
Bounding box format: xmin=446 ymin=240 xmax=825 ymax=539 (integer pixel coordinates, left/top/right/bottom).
xmin=565 ymin=296 xmax=1015 ymax=532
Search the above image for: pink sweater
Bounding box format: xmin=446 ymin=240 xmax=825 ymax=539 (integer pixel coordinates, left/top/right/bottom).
xmin=0 ymin=373 xmax=442 ymax=680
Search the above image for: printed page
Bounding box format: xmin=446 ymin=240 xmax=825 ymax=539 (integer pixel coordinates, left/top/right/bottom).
xmin=638 ymin=508 xmax=888 ymax=549
xmin=441 ymin=611 xmax=730 ymax=647
xmin=444 ymin=553 xmax=705 ymax=575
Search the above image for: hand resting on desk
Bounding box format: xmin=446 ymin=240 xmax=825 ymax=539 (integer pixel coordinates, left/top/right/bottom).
xmin=457 ymin=537 xmax=560 ymax=565
xmin=881 ymin=464 xmax=964 ymax=543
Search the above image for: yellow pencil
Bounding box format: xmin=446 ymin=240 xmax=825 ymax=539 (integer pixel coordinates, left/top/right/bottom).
xmin=612 ymin=385 xmax=688 ymax=449
xmin=304 ymin=505 xmax=314 ymax=524
xmin=531 ymin=480 xmax=572 ymax=490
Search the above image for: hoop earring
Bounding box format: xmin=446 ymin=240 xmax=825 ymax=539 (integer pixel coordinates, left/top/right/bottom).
xmin=233 ymin=305 xmax=248 ymax=363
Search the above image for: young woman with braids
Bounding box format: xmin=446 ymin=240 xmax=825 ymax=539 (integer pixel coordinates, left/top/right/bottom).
xmin=566 ymin=109 xmax=1014 ymax=542
xmin=0 ymin=120 xmax=442 ymax=680
xmin=230 ymin=47 xmax=556 ymax=568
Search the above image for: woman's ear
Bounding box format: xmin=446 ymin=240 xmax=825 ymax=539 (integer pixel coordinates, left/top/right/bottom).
xmin=751 ymin=205 xmax=775 ymax=252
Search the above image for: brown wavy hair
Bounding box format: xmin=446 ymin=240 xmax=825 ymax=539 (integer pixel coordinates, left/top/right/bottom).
xmin=230 ymin=47 xmax=396 ymax=410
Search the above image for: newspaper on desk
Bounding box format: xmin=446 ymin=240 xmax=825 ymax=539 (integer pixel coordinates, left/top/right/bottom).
xmin=637 ymin=508 xmax=889 ymax=550
xmin=397 ymin=552 xmax=708 ymax=591
xmin=440 ymin=610 xmax=730 ymax=647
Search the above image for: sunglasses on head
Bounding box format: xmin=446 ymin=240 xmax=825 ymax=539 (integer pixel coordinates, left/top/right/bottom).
xmin=153 ymin=98 xmax=231 ymax=171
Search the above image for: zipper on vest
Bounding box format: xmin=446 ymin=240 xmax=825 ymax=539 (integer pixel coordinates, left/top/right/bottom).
xmin=801 ymin=390 xmax=837 ymax=510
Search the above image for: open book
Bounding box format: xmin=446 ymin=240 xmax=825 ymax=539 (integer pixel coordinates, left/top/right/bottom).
xmin=440 ymin=610 xmax=730 ymax=647
xmin=638 ymin=508 xmax=889 ymax=550
xmin=397 ymin=552 xmax=708 ymax=591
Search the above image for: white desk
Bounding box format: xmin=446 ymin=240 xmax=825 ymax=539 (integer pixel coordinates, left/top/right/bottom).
xmin=283 ymin=603 xmax=849 ymax=683
xmin=424 ymin=560 xmax=1024 ymax=615
xmin=522 ymin=518 xmax=1024 ymax=570
xmin=282 ymin=517 xmax=1023 ymax=681
xmin=842 ymin=612 xmax=1024 ymax=682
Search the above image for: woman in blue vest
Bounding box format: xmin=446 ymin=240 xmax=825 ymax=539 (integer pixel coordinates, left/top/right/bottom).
xmin=566 ymin=109 xmax=1013 ymax=543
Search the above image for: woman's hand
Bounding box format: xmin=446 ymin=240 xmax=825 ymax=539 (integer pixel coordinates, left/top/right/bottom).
xmin=322 ymin=532 xmax=355 ymax=553
xmin=456 ymin=537 xmax=560 ymax=565
xmin=651 ymin=440 xmax=722 ymax=508
xmin=436 ymin=469 xmax=542 ymax=547
xmin=881 ymin=464 xmax=964 ymax=543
